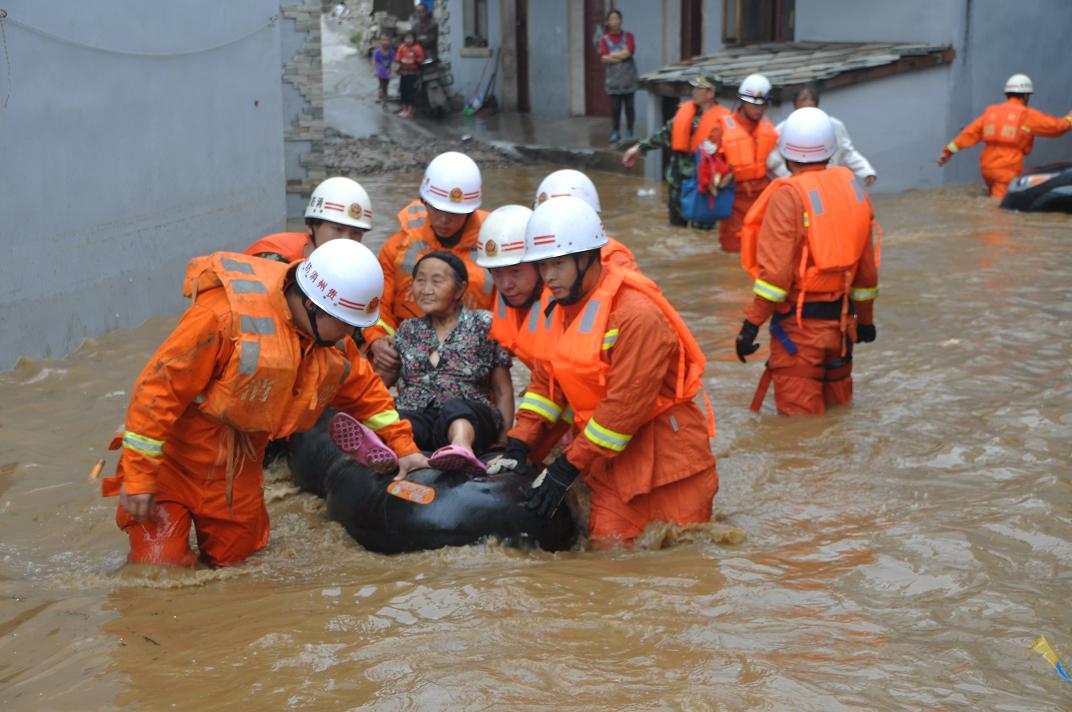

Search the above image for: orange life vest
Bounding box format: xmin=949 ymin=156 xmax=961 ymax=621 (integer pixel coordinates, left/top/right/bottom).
xmin=542 ymin=265 xmax=711 ymax=433
xmin=740 ymin=167 xmax=876 ymax=318
xmin=244 ymin=232 xmax=308 ymax=263
xmin=183 ymin=252 xmax=351 ymax=439
xmin=720 ymin=113 xmax=779 ymax=182
xmin=981 ymin=100 xmax=1033 ymax=152
xmin=389 ymin=200 xmax=494 ymax=321
xmin=671 ymin=102 xmax=729 ymax=153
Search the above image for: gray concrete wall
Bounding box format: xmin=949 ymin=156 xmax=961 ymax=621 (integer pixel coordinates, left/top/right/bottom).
xmin=795 ymin=0 xmax=1072 ymax=189
xmin=442 ymin=0 xmax=504 ymax=112
xmin=0 ymin=1 xmax=286 ymax=368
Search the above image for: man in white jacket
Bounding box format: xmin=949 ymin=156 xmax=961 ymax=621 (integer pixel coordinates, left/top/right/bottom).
xmin=767 ymin=86 xmax=877 ymax=186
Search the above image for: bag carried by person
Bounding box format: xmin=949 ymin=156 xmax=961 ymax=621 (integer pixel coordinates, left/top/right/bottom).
xmin=680 ymin=149 xmax=734 ymax=222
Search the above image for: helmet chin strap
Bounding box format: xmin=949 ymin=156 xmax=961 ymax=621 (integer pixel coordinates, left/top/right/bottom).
xmin=545 ymin=252 xmax=596 ymax=315
xmin=433 ymin=212 xmax=471 ymax=248
xmin=303 ymin=300 xmax=338 ymax=347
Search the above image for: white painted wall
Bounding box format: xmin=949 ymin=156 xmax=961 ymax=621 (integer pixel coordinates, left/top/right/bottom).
xmin=0 ymin=1 xmax=286 ymax=367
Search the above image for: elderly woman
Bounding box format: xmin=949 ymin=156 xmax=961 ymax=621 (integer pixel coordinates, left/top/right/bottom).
xmin=386 ymin=251 xmax=514 ymax=475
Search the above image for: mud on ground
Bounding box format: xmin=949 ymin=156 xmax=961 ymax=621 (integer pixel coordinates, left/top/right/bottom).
xmin=324 ymin=127 xmax=522 ymax=176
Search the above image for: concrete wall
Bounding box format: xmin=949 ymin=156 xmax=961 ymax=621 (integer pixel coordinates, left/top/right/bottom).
xmin=795 ymin=0 xmax=1072 ymax=189
xmin=280 ymin=1 xmax=326 ymax=218
xmin=442 ymin=0 xmax=503 ymax=112
xmin=0 ymin=1 xmax=286 ymax=368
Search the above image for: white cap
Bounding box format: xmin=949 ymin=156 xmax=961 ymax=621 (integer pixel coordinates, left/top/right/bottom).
xmin=779 ymin=107 xmax=837 ymax=163
xmin=305 ymin=177 xmax=373 ymax=230
xmin=296 ymin=240 xmax=384 ymax=327
xmin=532 ymin=169 xmax=602 ymax=214
xmin=477 ymin=204 xmax=533 ymax=268
xmin=737 ymin=74 xmax=772 ymax=105
xmin=1004 ymin=73 xmax=1034 ymax=94
xmin=522 ymin=196 xmax=607 ymax=263
xmin=419 ymin=152 xmax=482 ymax=214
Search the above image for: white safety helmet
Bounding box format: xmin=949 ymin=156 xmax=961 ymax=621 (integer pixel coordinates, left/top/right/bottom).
xmin=1004 ymin=73 xmax=1034 ymax=94
xmin=296 ymin=240 xmax=384 ymax=327
xmin=737 ymin=73 xmax=772 ymax=105
xmin=477 ymin=204 xmax=533 ymax=268
xmin=532 ymin=169 xmax=602 ymax=214
xmin=305 ymin=177 xmax=373 ymax=230
xmin=779 ymin=107 xmax=837 ymax=163
xmin=522 ymin=195 xmax=607 ymax=263
xmin=419 ymin=151 xmax=482 ymax=214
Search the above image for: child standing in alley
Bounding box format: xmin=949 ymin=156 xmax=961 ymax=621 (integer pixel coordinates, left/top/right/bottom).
xmin=372 ymin=34 xmax=395 ymax=104
xmin=394 ymin=31 xmax=425 ymax=118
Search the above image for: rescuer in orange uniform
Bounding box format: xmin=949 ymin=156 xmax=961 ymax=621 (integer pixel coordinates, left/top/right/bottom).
xmin=102 ymin=241 xmax=428 ymax=567
xmin=938 ymin=73 xmax=1072 ymax=199
xmin=703 ymin=73 xmax=779 ymax=253
xmin=622 ymin=74 xmax=728 ymax=228
xmin=245 ymin=177 xmax=373 ymax=262
xmin=486 ymin=197 xmax=718 ymax=544
xmin=735 ymin=107 xmax=880 ymax=416
xmin=364 ymin=152 xmax=493 ymax=382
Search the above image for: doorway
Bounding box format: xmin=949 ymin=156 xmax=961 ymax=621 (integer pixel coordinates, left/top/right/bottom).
xmin=583 ymin=0 xmax=611 ymax=116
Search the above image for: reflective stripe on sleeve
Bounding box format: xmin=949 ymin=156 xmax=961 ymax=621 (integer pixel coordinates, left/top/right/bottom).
xmin=583 ymin=418 xmax=632 ymax=452
xmin=946 ymin=141 xmax=959 ymax=154
xmin=601 ymin=328 xmax=619 ymax=350
xmin=753 ymin=279 xmax=788 ymax=303
xmin=850 ymin=286 xmax=879 ymax=301
xmin=375 ymin=318 xmax=396 ymax=337
xmin=363 ymin=409 xmax=401 ymax=431
xmin=518 ymin=392 xmax=562 ymax=423
xmin=122 ymin=431 xmax=164 ymax=458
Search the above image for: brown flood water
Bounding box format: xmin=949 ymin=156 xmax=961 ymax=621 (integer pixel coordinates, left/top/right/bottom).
xmin=1 ymin=166 xmax=1070 ymax=710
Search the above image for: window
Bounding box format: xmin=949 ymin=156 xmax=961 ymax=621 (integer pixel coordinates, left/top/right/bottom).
xmin=464 ymin=0 xmax=489 ymax=47
xmin=722 ymin=0 xmax=794 ymax=45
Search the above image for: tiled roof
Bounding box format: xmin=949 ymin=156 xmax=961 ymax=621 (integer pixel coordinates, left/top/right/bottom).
xmin=639 ymin=42 xmax=954 ymax=99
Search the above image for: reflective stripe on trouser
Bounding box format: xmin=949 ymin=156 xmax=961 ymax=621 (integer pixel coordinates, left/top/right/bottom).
xmin=766 ymin=317 xmax=852 ymax=416
xmin=115 ymin=450 xmax=269 ymax=566
xmin=587 ymin=465 xmax=718 ymax=541
xmin=518 ymin=392 xmax=562 ymax=423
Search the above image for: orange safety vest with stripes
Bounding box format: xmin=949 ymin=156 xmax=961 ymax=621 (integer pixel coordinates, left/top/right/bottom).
xmin=537 ymin=265 xmax=711 ymax=442
xmin=182 ymin=252 xmax=351 ymax=438
xmin=740 ymin=166 xmax=879 ymax=312
xmin=244 ymin=231 xmax=309 ymax=263
xmin=380 ymin=200 xmax=493 ymax=329
xmin=671 ymin=102 xmax=730 ymax=153
xmin=981 ymin=100 xmax=1033 ymax=152
xmin=720 ymin=113 xmax=779 ymax=182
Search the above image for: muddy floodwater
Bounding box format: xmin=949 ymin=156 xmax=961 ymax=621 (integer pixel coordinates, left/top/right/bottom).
xmin=1 ymin=166 xmax=1069 ymax=710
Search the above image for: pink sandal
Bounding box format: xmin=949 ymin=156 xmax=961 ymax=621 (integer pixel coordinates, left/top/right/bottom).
xmin=428 ymin=444 xmax=487 ymax=477
xmin=329 ymin=413 xmax=398 ymax=474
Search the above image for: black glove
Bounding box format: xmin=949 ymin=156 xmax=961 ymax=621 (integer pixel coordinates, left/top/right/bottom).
xmin=856 ymin=323 xmax=876 ymax=343
xmin=486 ymin=437 xmax=531 ymax=476
xmin=736 ymin=320 xmax=761 ymax=362
xmin=524 ymin=454 xmax=579 ymax=518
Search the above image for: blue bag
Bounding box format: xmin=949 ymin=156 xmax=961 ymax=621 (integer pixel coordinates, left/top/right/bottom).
xmin=680 ymin=150 xmax=735 ymax=222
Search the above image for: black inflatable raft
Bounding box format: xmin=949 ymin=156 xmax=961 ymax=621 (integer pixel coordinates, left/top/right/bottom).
xmin=286 ymin=412 xmax=577 ymax=554
xmin=1000 ymin=161 xmax=1072 ymax=212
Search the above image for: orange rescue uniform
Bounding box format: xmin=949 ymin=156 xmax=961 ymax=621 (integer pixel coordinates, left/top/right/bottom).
xmin=740 ymin=165 xmax=879 ymax=415
xmin=244 ymin=231 xmax=309 ymax=263
xmin=509 ymin=265 xmax=718 ymax=541
xmin=103 ymin=253 xmax=418 ymax=566
xmin=363 ymin=200 xmax=493 ymax=345
xmin=945 ymin=97 xmax=1072 ymax=199
xmin=709 ymin=109 xmax=778 ymax=253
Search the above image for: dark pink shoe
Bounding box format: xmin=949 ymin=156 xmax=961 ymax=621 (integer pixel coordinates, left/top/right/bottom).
xmin=329 ymin=413 xmax=398 ymax=475
xmin=428 ymin=445 xmax=487 ymax=477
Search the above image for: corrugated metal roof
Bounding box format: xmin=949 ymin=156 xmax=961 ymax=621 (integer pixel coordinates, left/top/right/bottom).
xmin=639 ymin=42 xmax=954 ymax=99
